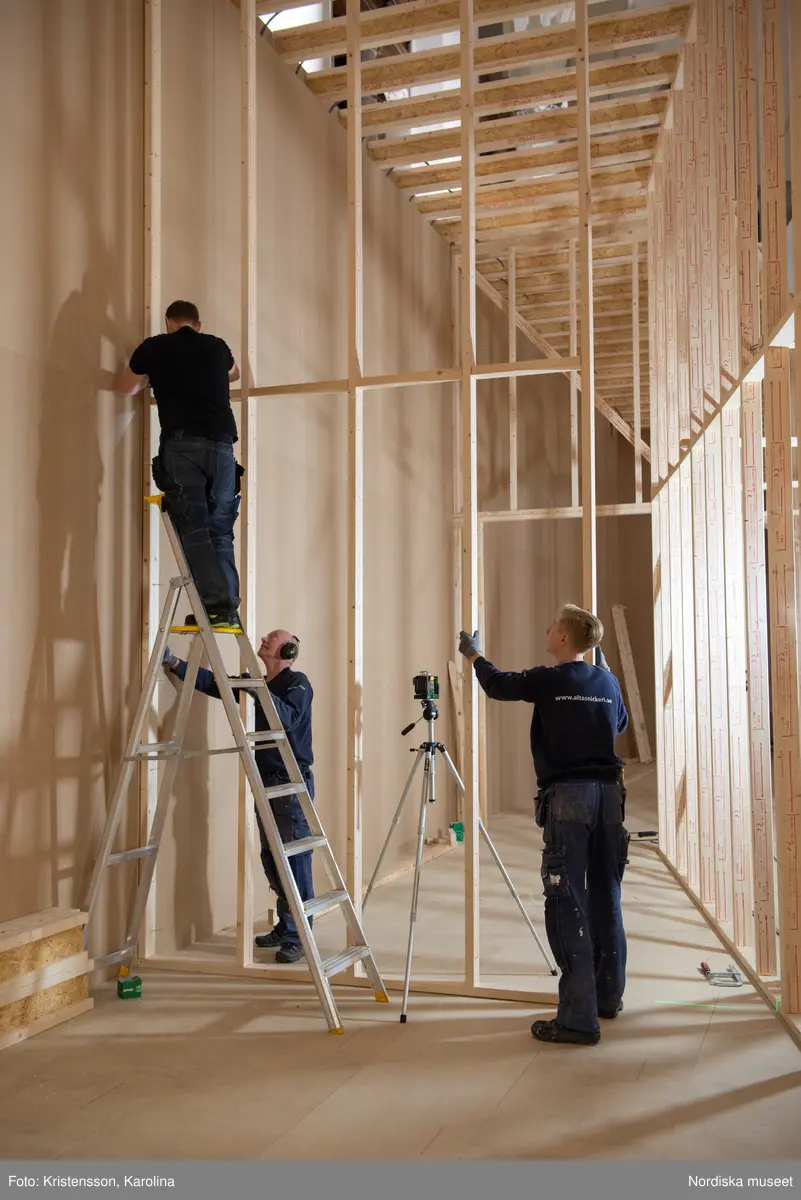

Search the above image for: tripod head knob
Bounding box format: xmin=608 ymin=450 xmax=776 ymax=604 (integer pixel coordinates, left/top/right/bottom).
xmin=421 ymin=698 xmax=439 ymax=721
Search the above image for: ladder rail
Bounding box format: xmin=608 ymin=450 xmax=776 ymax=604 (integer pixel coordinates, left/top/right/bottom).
xmin=82 ymin=579 xmax=182 ymax=939
xmin=159 ymin=515 xmax=346 ymax=1032
xmin=120 ymin=635 xmax=205 ymax=959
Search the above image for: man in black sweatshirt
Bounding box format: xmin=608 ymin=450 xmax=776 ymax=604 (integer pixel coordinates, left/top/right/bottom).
xmin=164 ymin=628 xmax=314 ymax=964
xmin=459 ymin=605 xmax=629 ymax=1046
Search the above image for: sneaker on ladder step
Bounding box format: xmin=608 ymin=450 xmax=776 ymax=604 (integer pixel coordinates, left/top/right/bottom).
xmin=183 ymin=611 xmax=242 ymax=632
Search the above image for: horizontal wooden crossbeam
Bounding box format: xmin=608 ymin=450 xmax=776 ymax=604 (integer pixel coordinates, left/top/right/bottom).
xmin=304 ymin=3 xmax=691 ymax=101
xmin=418 ymin=163 xmax=650 ymax=218
xmin=351 ymin=52 xmax=678 ymax=136
xmin=273 ymin=0 xmax=607 ymax=63
xmin=391 ymin=129 xmax=659 ymax=193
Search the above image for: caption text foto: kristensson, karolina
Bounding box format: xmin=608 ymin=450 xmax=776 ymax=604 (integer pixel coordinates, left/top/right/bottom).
xmin=9 ymin=1178 xmax=175 ymax=1189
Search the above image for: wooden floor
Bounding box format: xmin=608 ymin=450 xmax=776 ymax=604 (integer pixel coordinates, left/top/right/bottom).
xmin=1 ymin=767 xmax=799 ymax=1160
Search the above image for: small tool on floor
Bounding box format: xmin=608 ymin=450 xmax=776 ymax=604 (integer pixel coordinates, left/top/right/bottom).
xmin=117 ymin=975 xmax=143 ymax=999
xmin=698 ymin=962 xmax=746 ymax=987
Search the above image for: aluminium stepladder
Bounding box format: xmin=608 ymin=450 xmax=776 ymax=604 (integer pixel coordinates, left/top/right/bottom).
xmin=83 ymin=496 xmax=388 ymax=1032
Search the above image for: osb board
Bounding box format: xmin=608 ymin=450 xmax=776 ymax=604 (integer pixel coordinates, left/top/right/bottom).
xmin=0 ymin=907 xmax=86 ymax=956
xmin=0 ymin=974 xmax=89 ymax=1036
xmin=0 ymin=925 xmax=84 ymax=984
xmin=0 ymin=998 xmax=94 ymax=1055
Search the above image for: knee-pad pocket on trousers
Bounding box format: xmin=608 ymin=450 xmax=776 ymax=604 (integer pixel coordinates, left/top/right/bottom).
xmin=618 ymin=827 xmax=631 ymax=880
xmin=541 ymin=850 xmax=569 ymax=898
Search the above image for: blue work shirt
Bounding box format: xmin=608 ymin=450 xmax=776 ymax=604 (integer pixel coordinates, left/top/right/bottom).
xmin=473 ymin=657 xmax=628 ymax=790
xmin=173 ymin=660 xmax=313 ymax=781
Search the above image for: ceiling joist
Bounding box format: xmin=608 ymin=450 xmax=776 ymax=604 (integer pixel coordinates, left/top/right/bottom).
xmin=303 ymin=3 xmax=691 ymax=102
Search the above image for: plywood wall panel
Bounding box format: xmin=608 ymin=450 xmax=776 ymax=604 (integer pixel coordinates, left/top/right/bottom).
xmin=0 ymin=2 xmax=144 ymax=962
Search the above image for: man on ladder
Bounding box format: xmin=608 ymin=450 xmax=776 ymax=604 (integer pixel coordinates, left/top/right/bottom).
xmin=164 ymin=628 xmax=316 ymax=964
xmin=113 ymin=300 xmax=243 ymax=631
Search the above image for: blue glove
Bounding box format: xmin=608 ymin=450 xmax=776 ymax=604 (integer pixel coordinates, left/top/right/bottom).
xmin=162 ymin=646 xmax=180 ymax=671
xmin=459 ymin=630 xmax=482 ymax=660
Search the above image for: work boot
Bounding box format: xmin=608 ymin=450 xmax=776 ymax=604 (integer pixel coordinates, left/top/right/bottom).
xmin=598 ymin=1002 xmax=624 ymax=1020
xmin=254 ymin=928 xmax=283 ymax=950
xmin=275 ymin=943 xmax=304 ymax=964
xmin=183 ymin=611 xmax=242 ymax=632
xmin=531 ymin=1019 xmax=600 ymax=1046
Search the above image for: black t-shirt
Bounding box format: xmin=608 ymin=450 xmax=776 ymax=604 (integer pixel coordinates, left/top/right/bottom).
xmin=474 ymin=657 xmax=628 ymax=789
xmin=129 ymin=326 xmax=238 ymax=443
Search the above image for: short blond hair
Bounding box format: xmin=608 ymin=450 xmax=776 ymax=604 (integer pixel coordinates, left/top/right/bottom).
xmin=556 ymin=604 xmax=603 ymax=653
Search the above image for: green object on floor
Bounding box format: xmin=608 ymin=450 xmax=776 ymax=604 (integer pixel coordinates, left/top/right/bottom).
xmin=450 ymin=822 xmax=464 ymax=843
xmin=117 ymin=975 xmax=142 ymax=999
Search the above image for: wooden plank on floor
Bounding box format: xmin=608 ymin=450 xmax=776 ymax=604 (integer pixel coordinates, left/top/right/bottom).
xmin=611 ymin=605 xmax=652 ymax=764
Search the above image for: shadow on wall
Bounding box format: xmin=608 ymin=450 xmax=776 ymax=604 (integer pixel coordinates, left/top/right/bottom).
xmin=0 ymin=1 xmax=142 ymax=945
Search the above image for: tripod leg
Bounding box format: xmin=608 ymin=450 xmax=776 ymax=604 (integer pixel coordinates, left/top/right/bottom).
xmin=478 ymin=819 xmax=557 ymax=975
xmin=439 ymin=747 xmax=556 ymax=976
xmin=401 ymin=754 xmax=431 ymax=1022
xmin=363 ymin=748 xmax=426 ymax=909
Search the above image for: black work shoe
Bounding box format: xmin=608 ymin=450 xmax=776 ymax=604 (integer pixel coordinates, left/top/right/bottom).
xmin=275 ymin=943 xmax=304 ymax=964
xmin=254 ymin=929 xmax=283 ymax=950
xmin=183 ymin=611 xmax=241 ymax=632
xmin=599 ymin=1002 xmax=624 ymax=1020
xmin=531 ymin=1019 xmax=600 ymax=1046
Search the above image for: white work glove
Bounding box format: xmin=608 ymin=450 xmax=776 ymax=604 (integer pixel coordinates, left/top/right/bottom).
xmin=162 ymin=646 xmax=180 ymax=672
xmin=459 ymin=630 xmax=483 ymax=661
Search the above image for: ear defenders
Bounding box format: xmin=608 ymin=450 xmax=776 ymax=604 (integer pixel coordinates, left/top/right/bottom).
xmin=279 ymin=636 xmax=300 ymax=662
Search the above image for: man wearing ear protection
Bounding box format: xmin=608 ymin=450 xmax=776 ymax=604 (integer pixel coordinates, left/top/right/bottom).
xmin=162 ymin=628 xmax=315 ymax=963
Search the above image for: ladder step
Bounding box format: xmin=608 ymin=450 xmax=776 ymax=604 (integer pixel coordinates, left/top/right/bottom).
xmin=247 ymin=730 xmax=286 ymax=745
xmin=322 ymin=945 xmax=370 ymax=979
xmin=95 ymin=947 xmax=135 ymax=969
xmin=227 ymin=677 xmax=267 ymax=689
xmin=284 ymin=835 xmax=327 ymax=857
xmin=108 ymin=846 xmax=157 ymax=865
xmin=265 ymin=783 xmax=307 ymax=800
xmin=126 ymin=741 xmax=180 ymax=761
xmin=304 ymin=889 xmax=349 ymax=919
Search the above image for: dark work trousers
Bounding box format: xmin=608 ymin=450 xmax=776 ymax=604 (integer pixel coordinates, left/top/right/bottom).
xmin=255 ymin=772 xmax=315 ymax=947
xmin=537 ymin=780 xmax=629 ymax=1035
xmin=155 ymin=435 xmax=240 ymax=614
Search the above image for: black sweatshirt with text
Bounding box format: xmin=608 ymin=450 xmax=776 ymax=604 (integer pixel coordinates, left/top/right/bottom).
xmin=473 ymin=657 xmax=628 ymax=789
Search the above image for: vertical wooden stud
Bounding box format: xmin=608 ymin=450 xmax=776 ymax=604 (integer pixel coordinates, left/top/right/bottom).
xmin=346 ymin=0 xmax=365 ymax=930
xmin=673 ymin=76 xmax=692 ymax=449
xmin=684 ymin=41 xmax=704 ymax=431
xmin=576 ymin=0 xmax=596 ymax=615
xmin=679 ymin=455 xmax=701 ymax=893
xmin=570 ymin=239 xmax=580 ymax=508
xmin=459 ymin=0 xmax=480 ymax=988
xmin=236 ymin=0 xmax=258 ymax=969
xmin=451 ymin=249 xmax=465 ymax=823
xmin=632 ymin=243 xmax=643 ymax=504
xmin=760 ymin=0 xmax=801 ymax=1011
xmin=141 ymin=0 xmax=162 ymax=961
xmin=508 ymin=248 xmax=518 ymax=512
xmin=692 ymin=438 xmax=716 ymax=906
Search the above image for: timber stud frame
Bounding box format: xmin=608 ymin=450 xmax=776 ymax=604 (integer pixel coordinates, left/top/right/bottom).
xmin=132 ymin=0 xmax=800 ymax=1037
